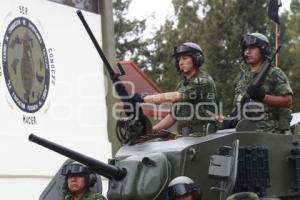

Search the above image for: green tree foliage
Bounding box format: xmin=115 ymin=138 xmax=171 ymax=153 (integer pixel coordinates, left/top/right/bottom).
xmin=113 ymin=0 xmax=149 ymax=65
xmin=147 ymin=0 xmax=206 ymax=90
xmin=148 ymin=0 xmax=271 ymax=113
xmin=201 ymin=0 xmax=270 ymax=113
xmin=280 ymin=0 xmax=300 ymax=112
xmin=113 ymin=0 xmax=300 ymax=113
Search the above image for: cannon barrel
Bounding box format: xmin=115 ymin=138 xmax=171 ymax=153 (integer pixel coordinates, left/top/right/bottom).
xmin=28 ymin=134 xmax=126 ymax=180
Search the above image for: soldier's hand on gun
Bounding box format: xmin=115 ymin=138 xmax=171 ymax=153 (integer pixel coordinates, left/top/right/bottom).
xmin=247 ymin=85 xmax=265 ymax=102
xmin=131 ymin=93 xmax=145 ymax=103
xmin=216 ymin=115 xmax=225 ymax=123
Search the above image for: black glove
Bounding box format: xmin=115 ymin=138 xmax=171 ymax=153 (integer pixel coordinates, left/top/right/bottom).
xmin=131 ymin=93 xmax=144 ymax=103
xmin=247 ymin=85 xmax=265 ymax=102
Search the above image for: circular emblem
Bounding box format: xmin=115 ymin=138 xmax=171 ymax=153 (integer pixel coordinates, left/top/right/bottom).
xmin=2 ymin=17 xmax=50 ymax=113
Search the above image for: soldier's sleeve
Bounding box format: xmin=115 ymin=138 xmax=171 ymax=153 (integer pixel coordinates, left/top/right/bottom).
xmin=271 ymin=67 xmax=293 ymax=96
xmin=233 ymin=71 xmax=244 ymax=105
xmin=178 ymin=76 xmax=216 ymax=102
xmin=64 ymin=194 xmax=71 ymax=200
xmin=94 ymin=193 xmax=107 ymax=200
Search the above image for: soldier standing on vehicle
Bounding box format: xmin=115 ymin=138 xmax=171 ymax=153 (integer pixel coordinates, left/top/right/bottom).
xmin=134 ymin=42 xmax=217 ymax=137
xmin=167 ymin=176 xmax=202 ymax=200
xmin=234 ymin=32 xmax=293 ymax=133
xmin=61 ymin=161 xmax=106 ymax=200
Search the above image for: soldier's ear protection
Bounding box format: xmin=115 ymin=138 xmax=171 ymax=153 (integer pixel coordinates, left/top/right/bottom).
xmin=87 ymin=171 xmax=97 ymax=187
xmin=192 ymin=51 xmax=204 ymax=68
xmin=190 ymin=183 xmax=202 ymax=200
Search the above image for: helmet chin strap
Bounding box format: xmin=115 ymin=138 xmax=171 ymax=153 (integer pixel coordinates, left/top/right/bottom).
xmin=183 ymin=76 xmax=188 ymax=86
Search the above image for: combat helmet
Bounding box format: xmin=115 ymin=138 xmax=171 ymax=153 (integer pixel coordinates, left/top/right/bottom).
xmin=61 ymin=161 xmax=97 ymax=188
xmin=173 ymin=42 xmax=204 ymax=71
xmin=240 ymin=32 xmax=270 ymax=60
xmin=167 ymin=176 xmax=202 ymax=200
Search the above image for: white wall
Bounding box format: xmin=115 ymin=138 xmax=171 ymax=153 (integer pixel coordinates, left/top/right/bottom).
xmin=0 ymin=0 xmax=111 ymax=199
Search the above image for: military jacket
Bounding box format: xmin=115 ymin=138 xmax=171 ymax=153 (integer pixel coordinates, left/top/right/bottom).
xmin=64 ymin=190 xmax=107 ymax=200
xmin=173 ymin=69 xmax=217 ymax=136
xmin=234 ymin=62 xmax=293 ymax=133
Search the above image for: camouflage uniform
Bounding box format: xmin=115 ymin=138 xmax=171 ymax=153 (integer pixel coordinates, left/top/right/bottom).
xmin=173 ymin=69 xmax=217 ymax=136
xmin=64 ymin=190 xmax=107 ymax=200
xmin=226 ymin=192 xmax=259 ymax=200
xmin=234 ymin=62 xmax=293 ymax=133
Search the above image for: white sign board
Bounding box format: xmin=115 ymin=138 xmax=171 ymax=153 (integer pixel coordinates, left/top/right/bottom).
xmin=0 ymin=0 xmax=111 ymax=199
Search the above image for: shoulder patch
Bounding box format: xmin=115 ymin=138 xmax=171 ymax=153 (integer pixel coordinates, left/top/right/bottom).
xmin=271 ymin=67 xmax=287 ymax=84
xmin=275 ymin=74 xmax=287 ymax=84
xmin=194 ymin=77 xmax=200 ymax=84
xmin=194 ymin=77 xmax=209 ymax=84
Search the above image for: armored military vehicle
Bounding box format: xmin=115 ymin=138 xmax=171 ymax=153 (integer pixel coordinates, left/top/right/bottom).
xmin=28 ymin=10 xmax=300 ymax=200
xmin=29 ymin=121 xmax=300 ymax=200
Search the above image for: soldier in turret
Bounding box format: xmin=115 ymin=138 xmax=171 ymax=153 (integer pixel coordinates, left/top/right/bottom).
xmin=167 ymin=176 xmax=202 ymax=200
xmin=234 ymin=32 xmax=293 ymax=133
xmin=61 ymin=161 xmax=106 ymax=200
xmin=134 ymin=42 xmax=217 ymax=137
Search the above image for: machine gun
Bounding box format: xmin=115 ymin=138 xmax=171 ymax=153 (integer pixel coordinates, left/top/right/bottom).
xmin=29 ymin=134 xmax=171 ymax=200
xmin=222 ymin=46 xmax=281 ymax=129
xmin=29 ymin=134 xmax=127 ymax=180
xmin=76 ymin=10 xmax=152 ymax=144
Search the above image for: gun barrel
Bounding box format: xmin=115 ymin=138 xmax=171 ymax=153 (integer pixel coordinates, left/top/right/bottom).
xmin=76 ymin=10 xmax=116 ymax=82
xmin=28 ymin=134 xmax=126 ymax=180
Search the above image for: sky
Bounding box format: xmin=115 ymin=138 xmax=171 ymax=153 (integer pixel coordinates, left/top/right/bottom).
xmin=128 ymin=0 xmax=292 ymax=36
xmin=128 ymin=0 xmax=174 ymax=36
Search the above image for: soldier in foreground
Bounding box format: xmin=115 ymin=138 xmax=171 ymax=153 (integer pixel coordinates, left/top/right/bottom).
xmin=233 ymin=32 xmax=293 ymax=133
xmin=167 ymin=176 xmax=202 ymax=200
xmin=135 ymin=42 xmax=217 ymax=137
xmin=61 ymin=161 xmax=106 ymax=200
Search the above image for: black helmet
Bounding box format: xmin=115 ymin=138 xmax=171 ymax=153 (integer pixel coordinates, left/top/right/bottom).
xmin=167 ymin=176 xmax=202 ymax=200
xmin=61 ymin=161 xmax=97 ymax=187
xmin=240 ymin=32 xmax=270 ymax=60
xmin=61 ymin=161 xmax=90 ymax=176
xmin=173 ymin=42 xmax=204 ymax=71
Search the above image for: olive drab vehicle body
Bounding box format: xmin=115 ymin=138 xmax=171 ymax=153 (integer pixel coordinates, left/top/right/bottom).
xmin=32 ymin=124 xmax=300 ymax=200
